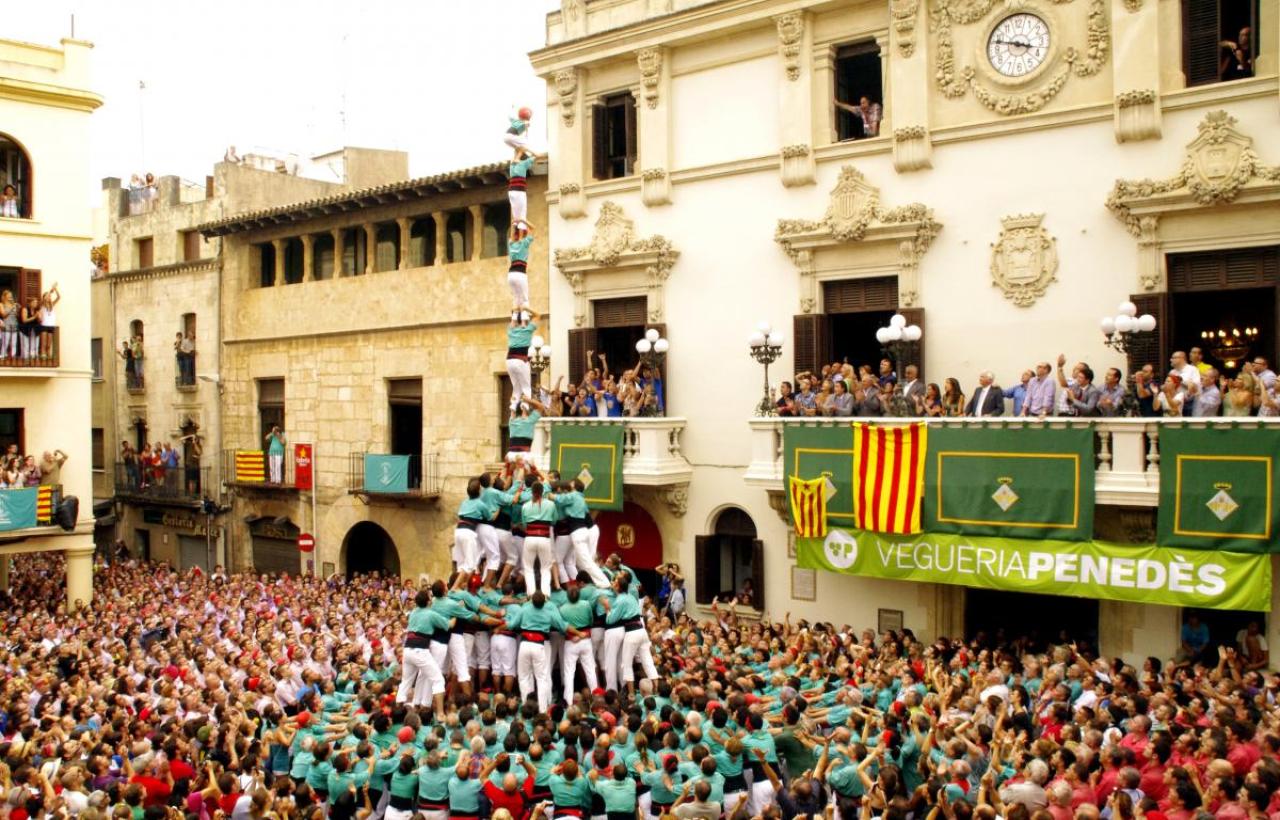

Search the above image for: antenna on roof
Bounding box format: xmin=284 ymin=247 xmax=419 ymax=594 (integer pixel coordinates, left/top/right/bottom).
xmin=70 ymin=14 xmax=75 ymax=38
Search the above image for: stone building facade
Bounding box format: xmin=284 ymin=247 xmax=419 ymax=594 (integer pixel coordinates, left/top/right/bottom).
xmin=197 ymin=164 xmax=549 ymax=581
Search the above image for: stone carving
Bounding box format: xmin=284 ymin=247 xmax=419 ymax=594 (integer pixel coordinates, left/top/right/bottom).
xmin=932 ymin=0 xmax=1110 ymax=115
xmin=894 ymin=126 xmax=928 ymax=141
xmin=1107 ymin=110 xmax=1280 ymax=235
xmin=641 ymin=168 xmax=671 ymax=207
xmin=891 ymin=0 xmax=921 ymax=57
xmin=893 ymin=127 xmax=933 ymax=172
xmin=775 ymin=13 xmax=805 ymax=81
xmin=1116 ymin=89 xmax=1156 ymax=107
xmin=990 ymin=214 xmax=1059 ymax=307
xmin=636 ymin=48 xmax=662 ymax=110
xmin=1114 ymin=89 xmax=1160 ymax=142
xmin=662 ymin=484 xmax=689 ymax=517
xmin=780 ymin=144 xmax=811 ymax=158
xmin=779 ymin=144 xmax=815 ymax=188
xmin=1136 ymin=216 xmax=1161 ymax=291
xmin=647 ymin=0 xmax=674 ymax=14
xmin=555 ymin=69 xmax=579 ymax=127
xmin=1123 ymin=0 xmax=1142 ymax=10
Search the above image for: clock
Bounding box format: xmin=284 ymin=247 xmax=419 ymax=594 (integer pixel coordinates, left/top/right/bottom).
xmin=986 ymin=13 xmax=1051 ymax=78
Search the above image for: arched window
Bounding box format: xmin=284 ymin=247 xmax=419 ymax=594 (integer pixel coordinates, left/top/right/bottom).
xmin=694 ymin=507 xmax=764 ymax=609
xmin=0 ymin=133 xmax=32 ymax=218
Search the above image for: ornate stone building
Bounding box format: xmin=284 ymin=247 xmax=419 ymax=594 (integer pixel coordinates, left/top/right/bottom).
xmin=530 ymin=0 xmax=1280 ymax=660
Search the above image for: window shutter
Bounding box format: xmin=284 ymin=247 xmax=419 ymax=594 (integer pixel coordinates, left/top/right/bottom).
xmin=623 ymin=94 xmax=638 ymax=177
xmin=1183 ymin=0 xmax=1221 ymax=86
xmin=751 ymin=538 xmax=765 ymax=611
xmin=568 ymin=327 xmax=595 ymax=388
xmin=591 ymin=103 xmax=608 ymax=180
xmin=898 ymin=307 xmax=926 ymax=381
xmin=593 ymin=296 xmax=647 ymax=327
xmin=18 ymin=269 xmax=40 ymax=306
xmin=1127 ymin=292 xmax=1169 ymax=377
xmin=695 ymin=535 xmax=717 ymax=605
xmin=793 ymin=314 xmax=828 ymax=379
xmin=822 ymin=276 xmax=899 ymax=313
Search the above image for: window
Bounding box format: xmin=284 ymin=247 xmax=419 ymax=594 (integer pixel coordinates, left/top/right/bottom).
xmin=182 ymin=230 xmax=202 ymax=262
xmin=409 ymin=217 xmax=436 ymax=268
xmin=182 ymin=312 xmax=196 ymax=338
xmin=92 ymin=428 xmax=105 ymax=472
xmin=313 ymin=232 xmax=335 ymax=280
xmin=135 ymin=237 xmax=154 ymax=269
xmin=374 ymin=222 xmax=400 ymax=272
xmin=343 ymin=227 xmax=368 ymax=275
xmin=834 ymin=41 xmax=884 ymax=141
xmin=257 ymin=378 xmax=285 ymax=442
xmin=257 ymin=242 xmax=275 ymax=287
xmin=445 ymin=210 xmax=472 ymax=263
xmin=1183 ymin=0 xmax=1258 ymax=86
xmin=592 ymin=92 xmax=638 ymax=180
xmin=0 ymin=409 xmax=23 ymax=455
xmin=481 ymin=205 xmax=510 ymax=259
xmin=91 ymin=338 xmax=103 ymax=380
xmin=283 ymin=237 xmax=304 ymax=284
xmin=0 ymin=133 xmax=32 ymax=218
xmin=389 ymin=378 xmax=423 ymax=489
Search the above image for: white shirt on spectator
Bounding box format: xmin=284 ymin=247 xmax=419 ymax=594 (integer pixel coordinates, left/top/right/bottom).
xmin=1176 ymin=364 xmax=1201 ymax=393
xmin=980 ymin=682 xmax=1010 ymax=703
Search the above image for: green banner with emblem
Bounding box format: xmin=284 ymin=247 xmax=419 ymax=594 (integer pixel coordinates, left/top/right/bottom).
xmin=549 ymin=422 xmax=624 ymax=510
xmin=1158 ymin=425 xmax=1280 ymax=554
xmin=782 ymin=423 xmax=857 ymax=525
xmin=923 ymin=426 xmax=1094 ymax=541
xmin=0 ymin=487 xmax=38 ymax=532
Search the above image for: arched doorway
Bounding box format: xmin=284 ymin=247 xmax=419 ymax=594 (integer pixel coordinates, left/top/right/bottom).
xmin=694 ymin=507 xmax=763 ymax=610
xmin=594 ymin=501 xmax=663 ymax=597
xmin=342 ymin=521 xmax=401 ymax=577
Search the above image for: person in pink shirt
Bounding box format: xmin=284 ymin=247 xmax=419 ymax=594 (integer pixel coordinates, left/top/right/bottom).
xmin=1227 ymin=721 xmax=1262 ymax=778
xmin=1121 ymin=716 xmax=1153 ymax=756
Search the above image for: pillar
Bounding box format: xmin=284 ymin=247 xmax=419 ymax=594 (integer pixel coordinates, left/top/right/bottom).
xmin=1111 ymin=0 xmax=1163 ymax=142
xmin=887 ymin=0 xmax=933 ymax=172
xmin=775 ymin=11 xmax=816 ymax=187
xmin=636 ymin=47 xmax=671 ymax=206
xmin=433 ymin=213 xmax=447 ymax=264
xmin=363 ymin=224 xmax=377 ymax=275
xmin=331 ymin=228 xmax=345 ymax=277
xmin=66 ymin=544 xmax=94 ymax=611
xmin=468 ymin=205 xmax=485 ymax=261
xmin=271 ymin=239 xmax=286 ymax=286
xmin=301 ymin=234 xmax=315 ymax=282
xmin=551 ymin=66 xmax=587 ymax=219
xmin=397 ymin=217 xmax=412 ymax=269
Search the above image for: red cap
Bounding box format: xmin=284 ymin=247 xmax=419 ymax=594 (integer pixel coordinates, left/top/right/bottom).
xmin=518 ymin=107 xmax=533 ymax=121
xmin=600 ymin=712 xmax=617 ymax=726
xmin=591 ymin=688 xmax=605 ymax=697
xmin=295 ymin=711 xmax=312 ymax=728
xmin=397 ymin=727 xmax=415 ymax=743
xmin=246 ymin=677 xmax=261 ymax=692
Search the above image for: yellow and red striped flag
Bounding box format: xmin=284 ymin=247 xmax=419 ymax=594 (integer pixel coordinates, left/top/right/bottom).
xmin=36 ymin=485 xmax=53 ymax=524
xmin=235 ymin=450 xmax=265 ymax=483
xmin=853 ymin=422 xmax=927 ymax=535
xmin=789 ymin=475 xmax=828 ymax=538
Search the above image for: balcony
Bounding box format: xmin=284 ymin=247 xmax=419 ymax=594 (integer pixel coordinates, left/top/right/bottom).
xmin=348 ymin=453 xmax=441 ymax=502
xmin=0 ymin=328 xmax=59 ymax=372
xmin=114 ymin=465 xmax=211 ymax=507
xmin=532 ymin=417 xmax=694 ymax=487
xmin=746 ymin=417 xmax=1280 ymax=507
xmin=223 ymin=448 xmax=299 ymax=491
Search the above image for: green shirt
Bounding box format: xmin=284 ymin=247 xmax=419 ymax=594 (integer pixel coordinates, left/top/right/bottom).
xmin=508 ymin=601 xmax=567 ymax=634
xmin=390 ymin=769 xmax=420 ymax=799
xmin=522 ymin=498 xmax=558 ymax=524
xmin=827 ymin=763 xmax=865 ymax=798
xmin=550 ymin=773 xmax=592 ymax=809
xmin=591 ymin=777 xmax=638 ymax=812
xmin=458 ymin=497 xmax=490 ymax=522
xmin=605 ymin=592 xmax=640 ymax=624
xmin=554 ymin=490 xmax=589 ymax=519
xmin=641 ymin=769 xmax=683 ymax=804
xmin=689 ymin=771 xmax=726 ymax=805
xmin=508 ymin=322 xmax=538 ymax=350
xmin=509 ymin=235 xmax=533 ymax=263
xmin=559 ymin=599 xmax=594 ymax=629
xmin=267 ymin=433 xmax=285 ymax=455
xmin=448 ymin=776 xmax=482 ymax=813
xmin=510 ymin=156 xmax=535 ymax=179
xmin=509 ymin=411 xmax=540 ymax=440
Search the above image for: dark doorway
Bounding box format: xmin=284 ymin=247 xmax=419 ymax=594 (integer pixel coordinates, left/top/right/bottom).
xmin=835 ymin=41 xmax=884 ymax=141
xmin=389 ymin=378 xmax=423 ymax=489
xmin=0 ymin=408 xmax=23 ymax=455
xmin=1182 ymin=607 xmax=1267 ymax=655
xmin=133 ymin=418 xmax=148 ymax=453
xmin=343 ymin=522 xmax=401 ymax=577
xmin=595 ymin=326 xmax=644 ymax=373
xmin=1171 ymin=286 xmax=1275 ymax=375
xmin=694 ymin=508 xmax=764 ymax=610
xmin=829 ymin=311 xmax=895 ymax=375
xmin=135 ymin=528 xmax=151 ymax=562
xmin=966 ymin=589 xmax=1099 ymax=650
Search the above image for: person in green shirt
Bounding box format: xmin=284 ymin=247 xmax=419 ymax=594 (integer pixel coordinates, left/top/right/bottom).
xmin=549 ymin=758 xmax=593 ymax=815
xmin=385 ymin=754 xmax=420 ymax=820
xmin=641 ymin=753 xmax=685 ymax=814
xmin=416 ymin=751 xmax=451 ymax=820
xmin=264 ymin=425 xmax=286 ymax=484
xmin=588 ymin=763 xmax=638 ymax=820
xmin=447 ymin=752 xmax=483 ymax=818
xmin=550 ymin=480 xmax=609 ymax=587
xmin=507 ymin=222 xmax=534 ymax=310
xmin=505 ymin=397 xmax=544 ymax=479
xmin=397 ymin=589 xmax=448 ymax=721
xmin=455 ymin=478 xmax=491 ymax=575
xmin=506 ymin=308 xmax=539 ymax=414
xmin=520 ymin=480 xmax=557 ymax=596
xmin=508 ymin=149 xmax=538 ymax=232
xmin=559 ymin=584 xmax=599 ymax=698
xmin=506 ymin=590 xmax=571 ymax=712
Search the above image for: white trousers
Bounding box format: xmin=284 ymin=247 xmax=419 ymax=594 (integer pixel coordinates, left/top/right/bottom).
xmin=397 ymin=647 xmax=445 ymax=706
xmin=473 ymin=631 xmax=491 ymax=670
xmin=748 ymin=779 xmax=777 ymax=816
xmin=477 ymin=523 xmax=501 ymax=574
xmin=508 ymin=190 xmax=528 ymax=227
xmin=591 ymin=626 xmax=605 ymax=666
xmin=570 ymin=527 xmax=609 ymax=586
xmin=446 ymin=633 xmax=471 ymax=683
xmin=508 ymin=271 xmax=529 ymax=308
xmin=429 ymin=641 xmax=448 ymax=674
xmin=453 ymin=527 xmax=479 ymax=572
xmin=620 ymin=628 xmax=659 ymax=684
xmin=562 ymin=636 xmax=598 ymax=697
xmin=507 ymin=357 xmax=531 ymax=409
xmin=554 ymin=534 xmax=576 ymax=584
xmin=269 ymin=453 xmax=283 ymax=483
xmin=522 ymin=535 xmax=553 ymax=595
xmin=517 ymin=639 xmax=551 ymax=711
xmin=504 ymin=132 xmax=531 ymax=151
xmin=601 ymin=626 xmax=625 ymax=692
xmin=491 ymin=634 xmax=518 ymax=677
xmin=499 ymin=530 xmax=519 ymax=567
xmin=385 ymin=808 xmax=414 ymax=820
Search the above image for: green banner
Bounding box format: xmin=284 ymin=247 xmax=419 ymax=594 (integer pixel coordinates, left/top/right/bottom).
xmin=364 ymin=454 xmax=410 ymax=494
xmin=1158 ymin=425 xmax=1280 ymax=554
xmin=783 ymin=424 xmax=857 ymax=525
xmin=0 ymin=487 xmax=38 ymax=532
xmin=550 ymin=422 xmax=624 ymax=511
xmin=798 ymin=527 xmax=1271 ymax=611
xmin=924 ymin=426 xmax=1094 ymax=541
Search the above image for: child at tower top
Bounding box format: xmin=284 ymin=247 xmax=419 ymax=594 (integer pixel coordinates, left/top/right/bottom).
xmin=504 ymin=106 xmax=534 ymax=153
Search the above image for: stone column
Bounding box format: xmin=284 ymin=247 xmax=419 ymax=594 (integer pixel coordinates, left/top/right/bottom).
xmin=397 ymin=217 xmax=412 ymax=269
xmin=875 ymin=32 xmax=892 ymax=136
xmin=433 ymin=213 xmax=447 ymax=264
xmin=271 ymin=238 xmax=286 ymax=286
xmin=774 ymin=11 xmax=816 ymax=187
xmin=1111 ymin=0 xmax=1163 ymax=142
xmin=66 ymin=544 xmax=94 ymax=611
xmin=363 ymin=224 xmax=377 ymax=275
xmin=888 ymin=0 xmax=933 ymax=172
xmin=301 ymin=234 xmax=315 ymax=282
xmin=468 ymin=205 xmax=484 ymax=261
xmin=636 ymin=47 xmax=672 ymax=206
xmin=331 ymin=228 xmax=345 ymax=277
xmin=811 ymin=43 xmax=837 ymax=147
xmin=551 ymin=67 xmax=587 ymax=219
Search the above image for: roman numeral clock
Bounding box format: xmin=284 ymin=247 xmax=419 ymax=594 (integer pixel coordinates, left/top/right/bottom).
xmin=932 ymin=0 xmax=1111 ymax=116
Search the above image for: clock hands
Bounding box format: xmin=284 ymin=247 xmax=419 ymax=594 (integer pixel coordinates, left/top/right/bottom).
xmin=991 ymin=38 xmax=1038 ymax=49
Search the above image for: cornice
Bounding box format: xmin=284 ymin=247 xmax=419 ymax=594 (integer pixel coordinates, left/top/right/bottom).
xmin=107 ymin=258 xmax=218 ymax=284
xmin=0 ymin=76 xmax=102 ymax=112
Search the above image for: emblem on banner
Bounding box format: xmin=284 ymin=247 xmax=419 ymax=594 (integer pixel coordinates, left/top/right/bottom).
xmin=1207 ymin=482 xmax=1239 ymax=521
xmin=823 ymin=529 xmax=858 ymax=570
xmin=577 ymin=463 xmax=594 ymax=489
xmin=992 ymin=476 xmax=1019 ymax=512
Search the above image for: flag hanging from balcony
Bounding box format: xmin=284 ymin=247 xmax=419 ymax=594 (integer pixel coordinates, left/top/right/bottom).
xmin=923 ymin=426 xmax=1095 ymax=541
xmin=1158 ymin=425 xmax=1280 ymax=554
xmin=35 ymin=485 xmax=52 ymax=524
xmin=789 ymin=474 xmax=831 ymax=538
xmin=364 ymin=455 xmax=409 ymax=494
xmin=0 ymin=488 xmax=38 ymax=532
xmin=549 ymin=422 xmax=624 ymax=511
xmin=853 ymin=423 xmax=927 ymax=535
xmin=235 ymin=450 xmax=265 ymax=483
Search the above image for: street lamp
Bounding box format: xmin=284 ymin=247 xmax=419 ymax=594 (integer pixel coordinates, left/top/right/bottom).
xmin=875 ymin=313 xmax=923 ymax=372
xmin=1100 ymin=301 xmax=1157 ymax=354
xmin=635 ymin=327 xmax=669 ymax=369
xmin=529 ymin=335 xmax=551 ymax=389
xmin=748 ymin=320 xmax=785 ymax=417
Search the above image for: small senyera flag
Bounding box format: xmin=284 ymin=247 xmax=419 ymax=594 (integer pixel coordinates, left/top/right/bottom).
xmin=235 ymin=450 xmax=265 ymax=483
xmin=853 ymin=422 xmax=927 ymax=535
xmin=789 ymin=474 xmax=828 ymax=538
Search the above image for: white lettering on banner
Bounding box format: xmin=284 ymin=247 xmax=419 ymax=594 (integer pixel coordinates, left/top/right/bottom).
xmin=1111 ymin=557 xmax=1135 ymax=587
xmin=1168 ymin=556 xmax=1194 ymax=592
xmin=977 ymin=547 xmax=998 ymax=576
xmin=1197 ymin=564 xmax=1226 ymax=596
xmin=1004 ymin=550 xmax=1025 ymax=579
xmin=1137 ymin=559 xmax=1165 ymax=589
xmin=1028 ymin=552 xmax=1053 ymax=579
xmin=878 ymin=541 xmax=895 ymax=567
xmin=1054 ymin=553 xmax=1078 ymax=582
xmin=1081 ymin=555 xmax=1106 ymax=585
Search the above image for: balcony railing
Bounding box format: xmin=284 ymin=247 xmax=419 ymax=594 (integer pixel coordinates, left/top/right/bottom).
xmin=175 ymin=355 xmax=197 ymax=391
xmin=114 ymin=464 xmax=211 ymax=505
xmin=745 ymin=417 xmax=1280 ymax=507
xmin=348 ymin=453 xmax=441 ymax=498
xmin=223 ymin=448 xmax=297 ymax=489
xmin=532 ymin=417 xmax=693 ymax=487
xmin=0 ymin=327 xmax=59 ymax=369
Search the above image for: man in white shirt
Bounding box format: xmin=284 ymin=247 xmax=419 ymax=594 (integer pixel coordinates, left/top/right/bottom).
xmin=978 ymin=670 xmax=1010 ymax=703
xmin=1170 ymin=351 xmax=1201 ymax=410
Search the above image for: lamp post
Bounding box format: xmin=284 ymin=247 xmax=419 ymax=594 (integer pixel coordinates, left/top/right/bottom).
xmin=635 ymin=327 xmax=669 ymax=370
xmin=875 ymin=314 xmax=923 ymax=416
xmin=748 ymin=321 xmax=785 ymax=417
xmin=528 ymin=335 xmax=551 ymax=390
xmin=1100 ymin=301 xmax=1157 ymax=355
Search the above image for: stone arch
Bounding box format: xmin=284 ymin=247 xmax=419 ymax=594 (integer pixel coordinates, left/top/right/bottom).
xmin=341 ymin=521 xmax=401 ymax=577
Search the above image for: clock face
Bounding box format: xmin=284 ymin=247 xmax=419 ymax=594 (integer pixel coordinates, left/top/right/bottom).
xmin=987 ymin=13 xmax=1051 ymax=78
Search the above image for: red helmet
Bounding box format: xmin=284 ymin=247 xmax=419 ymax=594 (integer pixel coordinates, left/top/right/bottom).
xmin=518 ymin=106 xmax=533 ymax=121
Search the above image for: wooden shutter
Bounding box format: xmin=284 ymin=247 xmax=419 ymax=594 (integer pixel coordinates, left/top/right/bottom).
xmin=793 ymin=314 xmax=828 ymax=378
xmin=593 ymin=296 xmax=647 ymax=327
xmin=18 ymin=268 xmax=40 ymax=306
xmin=1183 ymin=0 xmax=1221 ymax=87
xmin=823 ymin=276 xmax=899 ymax=313
xmin=1127 ymin=292 xmax=1169 ymax=377
xmin=568 ymin=327 xmax=595 ymax=388
xmin=590 ymin=103 xmax=608 ymax=180
xmin=695 ymin=535 xmax=717 ymax=605
xmin=751 ymin=538 xmax=765 ymax=612
xmin=623 ymin=94 xmax=638 ymax=177
xmin=898 ymin=307 xmax=926 ymax=382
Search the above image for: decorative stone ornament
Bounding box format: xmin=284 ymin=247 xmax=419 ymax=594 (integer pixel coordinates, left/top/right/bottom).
xmin=891 ymin=0 xmax=921 ymax=57
xmin=636 ymin=48 xmax=662 ymax=109
xmin=555 ymin=69 xmax=579 ymax=127
xmin=989 ymin=213 xmax=1059 ymax=307
xmin=775 ymin=13 xmax=804 ymax=81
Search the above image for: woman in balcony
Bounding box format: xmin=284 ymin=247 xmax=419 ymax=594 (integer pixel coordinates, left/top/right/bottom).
xmin=921 ymin=383 xmax=945 ymax=418
xmin=942 ymin=378 xmax=966 ymax=418
xmin=265 ymin=426 xmax=286 ymax=484
xmin=0 ymin=289 xmax=18 ymax=360
xmin=19 ymin=294 xmax=41 ymax=361
xmin=0 ymin=184 xmax=19 ymax=218
xmin=38 ymin=284 xmax=57 ymax=361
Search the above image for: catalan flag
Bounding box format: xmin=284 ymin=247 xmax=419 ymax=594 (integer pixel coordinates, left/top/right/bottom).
xmin=235 ymin=450 xmax=266 ymax=483
xmin=789 ymin=475 xmax=829 ymax=538
xmin=853 ymin=422 xmax=927 ymax=535
xmin=35 ymin=485 xmax=53 ymax=524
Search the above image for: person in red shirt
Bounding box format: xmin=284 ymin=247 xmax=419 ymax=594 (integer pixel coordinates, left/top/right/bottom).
xmin=1120 ymin=716 xmax=1153 ymax=756
xmin=1140 ymin=739 xmax=1173 ymax=802
xmin=480 ymin=754 xmax=536 ymax=820
xmin=129 ymin=759 xmax=173 ymax=809
xmin=1066 ymin=762 xmax=1098 ymax=810
xmin=1227 ymin=720 xmax=1262 ymax=777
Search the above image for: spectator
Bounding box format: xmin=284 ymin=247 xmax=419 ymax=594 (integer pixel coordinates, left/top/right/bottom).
xmin=922 ymin=382 xmax=945 ymax=417
xmin=1177 ymin=613 xmax=1210 ymax=665
xmin=795 ymin=378 xmax=818 ymax=416
xmin=1220 ymin=26 xmax=1254 ymax=81
xmin=1133 ymin=365 xmax=1159 ymax=417
xmin=0 ymin=289 xmax=17 ymax=360
xmin=1004 ymin=369 xmax=1033 ymax=416
xmin=878 ymin=358 xmax=897 ymax=388
xmin=827 ymin=379 xmax=854 ymax=417
xmin=855 ymin=375 xmax=884 ymax=416
xmin=38 ymin=450 xmax=66 ymax=489
xmin=1065 ymin=366 xmax=1101 ymax=417
xmin=775 ymin=381 xmax=797 ymax=416
xmin=967 ymin=371 xmax=1003 ymax=417
xmin=1154 ymin=376 xmax=1185 ymax=417
xmin=1023 ymin=362 xmax=1056 ymax=417
xmin=0 ymin=183 xmax=19 ymax=218
xmin=265 ymin=425 xmax=286 ymax=484
xmin=900 ymin=364 xmax=925 ymax=412
xmin=1169 ymin=351 xmax=1201 ymax=412
xmin=1097 ymin=368 xmax=1127 ymax=417
xmin=943 ymin=377 xmax=966 ymax=417
xmin=20 ymin=454 xmax=40 ymax=487
xmin=1193 ymin=368 xmax=1222 ymax=416
xmin=1224 ymin=374 xmax=1255 ymax=416
xmin=19 ymin=294 xmax=40 ymax=361
xmin=834 ymin=96 xmax=882 ymax=138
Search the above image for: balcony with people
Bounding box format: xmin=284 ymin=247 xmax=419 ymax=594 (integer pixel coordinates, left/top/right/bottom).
xmin=116 ymin=440 xmax=209 ymax=507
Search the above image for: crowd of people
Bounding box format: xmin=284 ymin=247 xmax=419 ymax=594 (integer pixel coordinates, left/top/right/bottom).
xmin=118 ymin=438 xmax=202 ymax=497
xmin=0 ymin=446 xmax=65 ymax=492
xmin=776 ymin=348 xmax=1279 ymax=419
xmin=1 ymin=550 xmax=1278 ymax=820
xmin=0 ymin=284 xmax=59 ymax=364
xmin=118 ymin=335 xmax=145 ymax=390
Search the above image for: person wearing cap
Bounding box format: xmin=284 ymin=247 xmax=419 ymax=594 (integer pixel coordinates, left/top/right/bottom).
xmin=505 ymin=107 xmax=534 ymax=153
xmin=507 ymin=309 xmax=539 ymax=412
xmin=504 ymin=591 xmax=572 ymax=712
